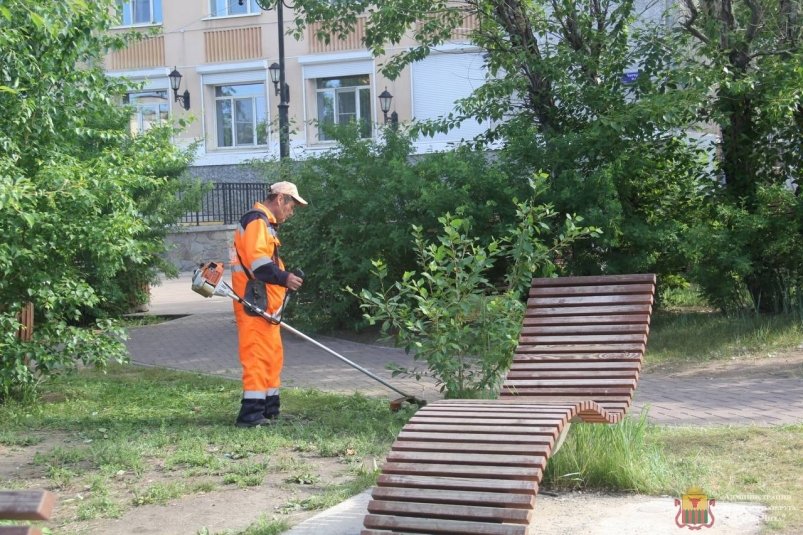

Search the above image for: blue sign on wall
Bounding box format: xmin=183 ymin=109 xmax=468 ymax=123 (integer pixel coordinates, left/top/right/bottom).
xmin=621 ymin=71 xmax=639 ymax=84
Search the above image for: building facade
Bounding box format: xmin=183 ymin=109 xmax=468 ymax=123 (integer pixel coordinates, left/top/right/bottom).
xmin=105 ymin=0 xmax=487 ymax=181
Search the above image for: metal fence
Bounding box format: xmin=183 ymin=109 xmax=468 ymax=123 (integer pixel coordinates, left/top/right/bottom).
xmin=180 ymin=182 xmax=268 ymax=226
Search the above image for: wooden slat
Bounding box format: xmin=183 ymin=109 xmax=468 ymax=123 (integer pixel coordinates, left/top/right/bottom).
xmin=392 ymin=441 xmax=550 ymax=455
xmin=506 ymin=370 xmax=638 ymax=380
xmin=17 ymin=302 xmax=34 ymax=342
xmin=521 ymin=324 xmax=648 ymax=334
xmin=382 ymin=462 xmax=543 ymax=480
xmin=528 ymin=304 xmax=652 ymax=316
xmin=409 ymin=416 xmax=566 ymax=426
xmin=527 ymin=294 xmax=653 ymax=307
xmin=402 ymin=423 xmax=560 ymax=435
xmin=364 ymin=514 xmax=529 ymax=534
xmin=429 ymin=401 xmax=575 ymax=411
xmin=397 ymin=431 xmax=555 ymax=444
xmin=519 ymin=334 xmax=647 ymax=344
xmin=516 ymin=343 xmax=645 ymax=353
xmin=376 ymin=474 xmax=538 ymax=494
xmin=371 ymin=487 xmax=536 ymax=509
xmin=414 ymin=410 xmax=572 ymax=419
xmin=500 ymin=386 xmax=633 ymax=395
xmin=0 ymin=491 xmax=55 ymax=521
xmin=368 ymin=500 xmax=531 ymax=523
xmin=509 ymin=360 xmax=641 ymax=369
xmin=512 ymin=352 xmax=643 ymax=361
xmin=524 ymin=314 xmax=651 ymax=326
xmin=498 ymin=393 xmax=630 ymax=406
xmin=532 ymin=274 xmax=656 ymax=286
xmin=530 ymin=283 xmax=656 ymax=297
xmin=0 ymin=528 xmax=42 ymax=535
xmin=386 ymin=451 xmax=547 ymax=468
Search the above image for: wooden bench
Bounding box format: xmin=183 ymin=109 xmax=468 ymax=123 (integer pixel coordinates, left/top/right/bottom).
xmin=0 ymin=490 xmax=56 ymax=535
xmin=362 ymin=273 xmax=656 ymax=534
xmin=17 ymin=303 xmax=34 ymax=342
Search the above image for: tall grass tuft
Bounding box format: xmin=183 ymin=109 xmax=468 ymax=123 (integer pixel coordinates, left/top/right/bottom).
xmin=542 ymin=412 xmax=672 ymax=493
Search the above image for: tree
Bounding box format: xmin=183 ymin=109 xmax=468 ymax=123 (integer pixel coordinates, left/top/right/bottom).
xmin=0 ymin=0 xmax=202 ymax=400
xmin=678 ymin=0 xmax=802 ymax=312
xmin=278 ymin=0 xmax=709 ymax=282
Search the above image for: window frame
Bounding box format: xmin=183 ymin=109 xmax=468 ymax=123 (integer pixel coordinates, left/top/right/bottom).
xmin=126 ymin=90 xmax=170 ymax=134
xmin=214 ymin=83 xmax=269 ymax=149
xmin=314 ymin=75 xmax=373 ymax=141
xmin=209 ymin=0 xmax=260 ymax=18
xmin=114 ymin=0 xmax=163 ymax=27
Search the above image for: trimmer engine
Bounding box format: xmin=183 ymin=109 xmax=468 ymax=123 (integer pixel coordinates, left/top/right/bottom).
xmin=191 ymin=261 xmax=230 ymax=298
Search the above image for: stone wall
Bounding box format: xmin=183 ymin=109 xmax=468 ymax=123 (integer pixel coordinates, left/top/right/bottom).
xmin=165 ymin=224 xmax=234 ymax=272
xmin=188 ymin=164 xmax=270 ymax=184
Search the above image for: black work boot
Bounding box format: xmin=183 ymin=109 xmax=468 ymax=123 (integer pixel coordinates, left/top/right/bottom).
xmin=264 ymin=394 xmax=280 ymax=420
xmin=235 ymin=398 xmax=272 ymax=428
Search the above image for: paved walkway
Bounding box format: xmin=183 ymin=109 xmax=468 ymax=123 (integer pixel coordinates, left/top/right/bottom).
xmin=128 ymin=272 xmax=803 ymax=427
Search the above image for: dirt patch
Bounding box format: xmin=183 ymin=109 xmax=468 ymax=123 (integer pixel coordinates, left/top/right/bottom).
xmin=0 ymin=432 xmax=68 ymax=482
xmin=62 ymin=456 xmax=352 ymax=535
xmin=1 ymin=435 xmax=365 ymax=535
xmin=650 ymin=349 xmax=803 ymax=379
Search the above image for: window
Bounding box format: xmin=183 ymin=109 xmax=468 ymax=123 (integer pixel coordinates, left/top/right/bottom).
xmin=315 ymin=75 xmax=372 ymax=140
xmin=210 ymin=0 xmax=259 ymax=17
xmin=126 ymin=91 xmax=169 ymax=134
xmin=116 ymin=0 xmax=162 ymax=26
xmin=215 ymin=84 xmax=268 ymax=148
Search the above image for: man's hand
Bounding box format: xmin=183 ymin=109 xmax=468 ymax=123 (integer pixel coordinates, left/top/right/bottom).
xmin=286 ymin=272 xmax=304 ymax=291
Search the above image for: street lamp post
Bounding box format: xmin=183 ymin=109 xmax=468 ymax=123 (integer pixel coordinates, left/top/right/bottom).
xmin=275 ymin=0 xmax=289 ymax=159
xmin=254 ymin=0 xmax=290 ymax=159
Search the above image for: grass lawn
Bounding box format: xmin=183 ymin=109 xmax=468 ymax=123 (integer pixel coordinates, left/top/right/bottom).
xmin=0 ymin=365 xmax=415 ymax=534
xmin=647 ymin=310 xmax=802 ymax=369
xmin=1 ymin=301 xmax=801 ymax=534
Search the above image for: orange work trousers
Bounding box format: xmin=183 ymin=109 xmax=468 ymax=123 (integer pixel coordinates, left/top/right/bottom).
xmin=233 ymin=303 xmax=283 ymax=392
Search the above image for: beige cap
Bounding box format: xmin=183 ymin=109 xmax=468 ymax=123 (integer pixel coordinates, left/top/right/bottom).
xmin=270 ymin=181 xmax=308 ymax=206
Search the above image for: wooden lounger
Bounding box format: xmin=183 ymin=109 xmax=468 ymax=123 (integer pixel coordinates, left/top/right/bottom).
xmin=362 ymin=274 xmax=656 ymax=534
xmin=0 ymin=490 xmax=56 ymax=535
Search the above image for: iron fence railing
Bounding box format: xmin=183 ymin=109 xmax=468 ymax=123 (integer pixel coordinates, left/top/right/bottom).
xmin=180 ymin=182 xmax=268 ymax=226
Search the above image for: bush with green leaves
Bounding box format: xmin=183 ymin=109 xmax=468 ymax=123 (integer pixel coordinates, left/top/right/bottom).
xmin=254 ymin=124 xmax=530 ymax=331
xmin=0 ymin=0 xmax=203 ymax=401
xmin=686 ymin=184 xmax=803 ymax=314
xmin=350 ymin=184 xmax=599 ymax=398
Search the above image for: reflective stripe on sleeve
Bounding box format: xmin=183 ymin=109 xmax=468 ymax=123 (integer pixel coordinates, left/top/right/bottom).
xmin=251 ymin=256 xmax=274 ymax=272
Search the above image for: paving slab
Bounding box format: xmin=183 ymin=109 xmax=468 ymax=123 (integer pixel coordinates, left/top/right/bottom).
xmin=285 ymin=489 xmax=766 ymax=535
xmin=129 ymin=271 xmax=803 ymax=426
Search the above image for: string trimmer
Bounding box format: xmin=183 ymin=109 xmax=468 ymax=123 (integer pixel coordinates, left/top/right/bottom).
xmin=190 ymin=261 xmax=426 ymax=410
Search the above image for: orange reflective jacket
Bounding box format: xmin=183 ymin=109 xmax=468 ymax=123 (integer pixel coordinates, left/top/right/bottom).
xmin=230 ymin=203 xmax=287 ymax=314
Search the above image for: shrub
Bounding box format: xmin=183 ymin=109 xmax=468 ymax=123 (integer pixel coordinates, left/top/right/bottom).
xmin=350 ymin=182 xmax=599 ymax=398
xmin=686 ymin=183 xmax=803 ymax=314
xmin=253 ymin=124 xmax=530 ymax=331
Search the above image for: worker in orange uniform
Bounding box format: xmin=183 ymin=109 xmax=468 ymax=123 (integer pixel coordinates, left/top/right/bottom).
xmin=230 ymin=181 xmax=307 ymax=427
